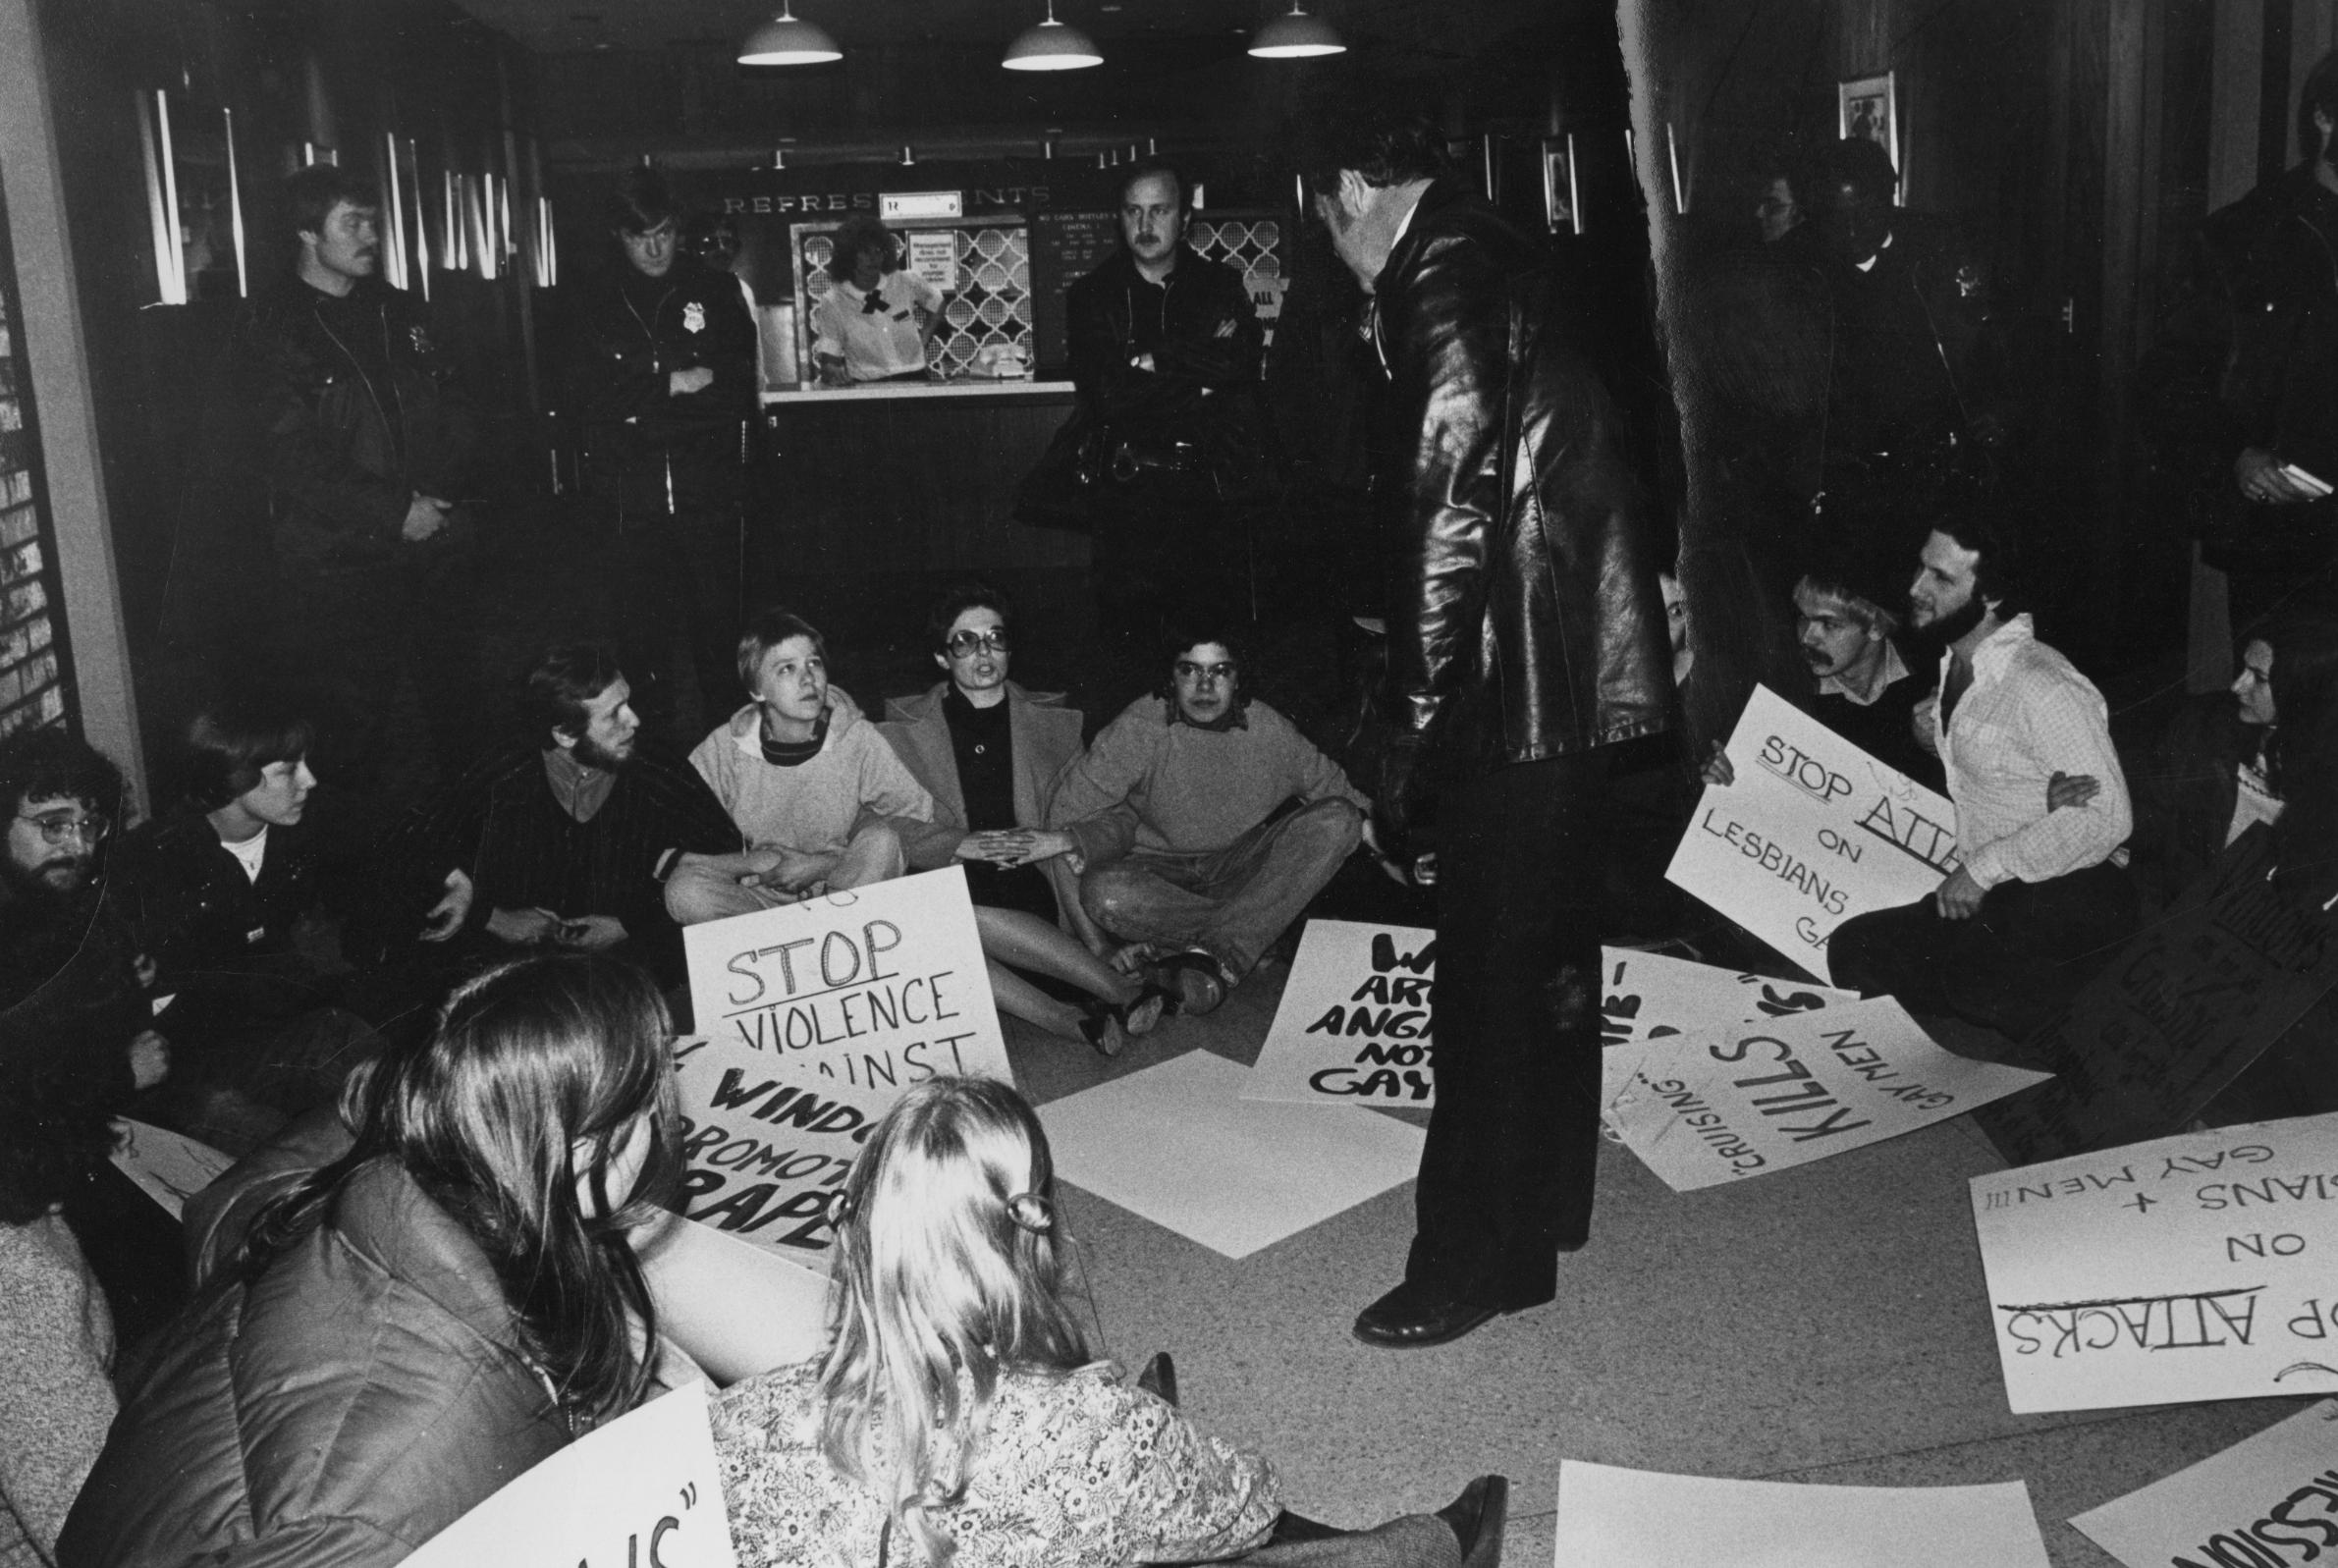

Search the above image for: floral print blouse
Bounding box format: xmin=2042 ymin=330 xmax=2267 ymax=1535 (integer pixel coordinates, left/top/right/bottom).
xmin=711 ymin=1360 xmax=1280 ymax=1568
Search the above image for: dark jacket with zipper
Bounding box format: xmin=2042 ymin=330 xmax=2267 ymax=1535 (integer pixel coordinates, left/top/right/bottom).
xmin=235 ymin=275 xmax=475 ymax=575
xmin=565 ymin=253 xmax=758 ymax=522
xmin=1066 ymin=244 xmax=1263 ymax=434
xmin=1373 ymin=178 xmax=1670 ymax=773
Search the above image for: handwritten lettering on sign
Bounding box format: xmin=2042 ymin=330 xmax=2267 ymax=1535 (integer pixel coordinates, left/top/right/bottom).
xmin=1244 ymin=921 xmax=1440 ymax=1107
xmin=1665 ymin=684 xmax=1959 ymax=983
xmin=1604 ymin=997 xmax=2046 ymax=1192
xmin=1970 ymin=1111 xmax=2338 ymax=1412
xmin=682 ymin=866 xmax=1011 ymax=1095
xmin=402 ymin=1381 xmax=738 ymax=1568
xmin=1598 ymin=948 xmax=1852 ymax=1050
xmin=2072 ymin=1401 xmax=2338 ymax=1568
xmin=672 ymin=1037 xmax=895 ymax=1268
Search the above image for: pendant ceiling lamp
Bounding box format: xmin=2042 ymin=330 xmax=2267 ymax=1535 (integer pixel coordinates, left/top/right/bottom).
xmin=1003 ymin=0 xmax=1102 ymax=71
xmin=738 ymin=1 xmax=841 ymax=66
xmin=1248 ymin=1 xmax=1344 ymax=58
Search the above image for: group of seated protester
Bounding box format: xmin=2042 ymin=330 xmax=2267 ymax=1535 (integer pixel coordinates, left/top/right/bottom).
xmin=50 ymin=954 xmax=1501 ymax=1568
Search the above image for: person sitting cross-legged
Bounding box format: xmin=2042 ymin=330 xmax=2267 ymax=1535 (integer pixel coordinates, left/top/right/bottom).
xmin=667 ymin=609 xmax=930 ymax=924
xmin=877 ymin=583 xmax=1165 ymax=1055
xmin=1044 ymin=615 xmax=1373 ymax=1016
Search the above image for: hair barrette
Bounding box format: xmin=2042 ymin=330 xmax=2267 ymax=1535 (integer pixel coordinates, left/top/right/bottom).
xmin=1005 ymin=1191 xmax=1054 ymax=1233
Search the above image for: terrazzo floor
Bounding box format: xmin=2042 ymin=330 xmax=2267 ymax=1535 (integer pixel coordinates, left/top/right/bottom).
xmin=996 ymin=959 xmax=2310 ymax=1568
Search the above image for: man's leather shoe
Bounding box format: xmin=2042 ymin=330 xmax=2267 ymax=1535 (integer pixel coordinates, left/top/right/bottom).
xmin=1438 ymin=1475 xmax=1509 ymax=1568
xmin=1351 ymin=1280 xmax=1502 ymax=1348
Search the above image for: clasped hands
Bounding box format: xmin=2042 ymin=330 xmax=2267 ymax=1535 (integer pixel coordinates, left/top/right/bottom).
xmin=954 ymin=829 xmax=1079 ymax=872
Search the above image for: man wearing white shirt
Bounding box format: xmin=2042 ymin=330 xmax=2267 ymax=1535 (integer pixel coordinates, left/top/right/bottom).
xmin=1825 ymin=510 xmax=2140 ymax=1042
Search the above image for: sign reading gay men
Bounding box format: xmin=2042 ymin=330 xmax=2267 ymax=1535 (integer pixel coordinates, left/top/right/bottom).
xmin=1666 ymin=684 xmax=1959 ymax=982
xmin=683 ymin=866 xmax=1009 ymax=1092
xmin=402 ymin=1380 xmax=736 ymax=1568
xmin=1971 ymin=1110 xmax=2338 ymax=1413
xmin=1603 ymin=997 xmax=2048 ymax=1191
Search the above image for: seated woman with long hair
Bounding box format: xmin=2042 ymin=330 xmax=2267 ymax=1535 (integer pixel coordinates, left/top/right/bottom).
xmin=877 ymin=583 xmax=1164 ymax=1055
xmin=60 ymin=953 xmax=689 ymax=1568
xmin=714 ymin=1076 xmax=1498 ymax=1567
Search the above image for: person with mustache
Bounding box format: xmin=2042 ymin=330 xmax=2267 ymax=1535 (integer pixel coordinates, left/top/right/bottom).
xmin=235 ymin=163 xmax=480 ymax=830
xmin=1822 ymin=509 xmax=2139 ymax=1047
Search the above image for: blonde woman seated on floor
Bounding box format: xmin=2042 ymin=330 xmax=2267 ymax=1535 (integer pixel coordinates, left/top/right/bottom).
xmin=712 ymin=1076 xmax=1503 ymax=1568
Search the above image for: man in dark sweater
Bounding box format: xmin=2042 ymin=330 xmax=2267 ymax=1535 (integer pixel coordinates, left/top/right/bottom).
xmin=374 ymin=644 xmax=757 ymax=998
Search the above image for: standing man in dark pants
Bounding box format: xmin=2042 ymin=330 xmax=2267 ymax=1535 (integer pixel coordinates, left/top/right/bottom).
xmin=567 ymin=165 xmax=758 ymax=742
xmin=241 ymin=163 xmax=478 ymax=822
xmin=1307 ymin=107 xmax=1671 ymax=1348
xmin=1032 ymin=161 xmax=1271 ymax=684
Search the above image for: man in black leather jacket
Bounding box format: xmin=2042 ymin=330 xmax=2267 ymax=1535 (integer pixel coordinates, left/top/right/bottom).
xmin=1307 ymin=108 xmax=1671 ymax=1349
xmin=1060 ymin=161 xmax=1269 ymax=667
xmin=237 ymin=164 xmax=478 ymax=815
xmin=564 ymin=166 xmax=758 ymax=741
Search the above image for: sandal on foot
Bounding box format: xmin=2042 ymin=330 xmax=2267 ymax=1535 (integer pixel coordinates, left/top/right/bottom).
xmin=1148 ymin=950 xmax=1227 ymax=1017
xmin=1078 ymin=1000 xmax=1130 ymax=1057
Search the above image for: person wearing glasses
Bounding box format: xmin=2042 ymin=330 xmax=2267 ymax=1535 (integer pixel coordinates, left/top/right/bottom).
xmin=1043 ymin=615 xmax=1372 ymax=1016
xmin=876 ymin=583 xmax=1165 ymax=1055
xmin=567 ymin=163 xmax=759 ymax=741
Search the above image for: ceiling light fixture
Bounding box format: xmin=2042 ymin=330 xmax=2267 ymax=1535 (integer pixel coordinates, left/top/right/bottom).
xmin=1003 ymin=0 xmax=1101 ymax=71
xmin=1248 ymin=1 xmax=1344 ymax=59
xmin=737 ymin=1 xmax=840 ymax=66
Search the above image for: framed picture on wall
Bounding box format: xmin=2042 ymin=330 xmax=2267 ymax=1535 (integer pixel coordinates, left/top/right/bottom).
xmin=1541 ymin=135 xmax=1581 ymax=236
xmin=1837 ymin=71 xmax=1901 ymax=194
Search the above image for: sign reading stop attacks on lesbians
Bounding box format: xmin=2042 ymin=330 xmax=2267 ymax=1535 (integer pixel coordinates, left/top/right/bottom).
xmin=1666 ymin=684 xmax=1961 ymax=984
xmin=681 ymin=865 xmax=1012 ymax=1094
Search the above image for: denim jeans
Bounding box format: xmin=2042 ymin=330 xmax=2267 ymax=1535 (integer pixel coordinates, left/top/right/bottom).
xmin=1077 ymin=798 xmax=1363 ymax=981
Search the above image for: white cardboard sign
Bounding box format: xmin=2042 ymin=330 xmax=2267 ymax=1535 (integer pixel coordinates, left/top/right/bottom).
xmin=109 ymin=1118 xmax=236 ymax=1220
xmin=403 ymin=1381 xmax=738 ymax=1568
xmin=682 ymin=866 xmax=1010 ymax=1094
xmin=1665 ymin=684 xmax=1961 ymax=982
xmin=1245 ymin=920 xmax=1438 ymax=1107
xmin=2071 ymin=1400 xmax=2338 ymax=1568
xmin=1041 ymin=1051 xmax=1424 ymax=1259
xmin=1551 ymin=1460 xmax=2050 ymax=1567
xmin=1599 ymin=947 xmax=1855 ymax=1049
xmin=1246 ymin=926 xmax=1853 ymax=1110
xmin=671 ymin=1037 xmax=897 ymax=1272
xmin=635 ymin=1215 xmax=830 ymax=1385
xmin=905 ymin=231 xmax=957 ymax=292
xmin=1970 ymin=1111 xmax=2338 ymax=1414
xmin=1602 ymin=997 xmax=2048 ymax=1191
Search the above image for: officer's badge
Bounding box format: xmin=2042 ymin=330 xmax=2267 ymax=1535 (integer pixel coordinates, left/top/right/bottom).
xmin=683 ymin=301 xmax=707 ymax=334
xmin=409 ymin=324 xmax=433 ymax=354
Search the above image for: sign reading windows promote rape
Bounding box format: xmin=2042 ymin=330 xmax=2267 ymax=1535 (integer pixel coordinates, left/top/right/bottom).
xmin=1665 ymin=684 xmax=1960 ymax=983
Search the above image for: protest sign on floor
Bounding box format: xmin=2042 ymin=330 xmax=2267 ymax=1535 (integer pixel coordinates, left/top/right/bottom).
xmin=1977 ymin=824 xmax=2338 ymax=1165
xmin=1245 ymin=920 xmax=1437 ymax=1107
xmin=1603 ymin=997 xmax=2048 ymax=1191
xmin=1551 ymin=1460 xmax=2050 ymax=1567
xmin=1246 ymin=924 xmax=1852 ymax=1109
xmin=2070 ymin=1400 xmax=2338 ymax=1568
xmin=1665 ymin=683 xmax=1960 ymax=983
xmin=682 ymin=865 xmax=1010 ymax=1091
xmin=1971 ymin=1110 xmax=2338 ymax=1413
xmin=1042 ymin=1050 xmax=1424 ymax=1258
xmin=669 ymin=1037 xmax=896 ymax=1272
xmin=403 ymin=1381 xmax=737 ymax=1568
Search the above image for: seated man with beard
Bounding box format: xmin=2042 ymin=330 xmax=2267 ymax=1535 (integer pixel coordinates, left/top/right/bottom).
xmin=372 ymin=643 xmax=754 ymax=999
xmin=1823 ymin=510 xmax=2138 ymax=1043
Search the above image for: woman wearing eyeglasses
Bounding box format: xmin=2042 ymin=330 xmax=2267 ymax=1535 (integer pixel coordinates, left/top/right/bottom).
xmin=877 ymin=584 xmax=1164 ymax=1054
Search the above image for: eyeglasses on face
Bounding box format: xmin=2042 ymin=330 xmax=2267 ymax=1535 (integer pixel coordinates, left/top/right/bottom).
xmin=1174 ymin=661 xmax=1238 ymax=684
xmin=946 ymin=629 xmax=1011 ymax=657
xmin=17 ymin=811 xmax=107 ymax=845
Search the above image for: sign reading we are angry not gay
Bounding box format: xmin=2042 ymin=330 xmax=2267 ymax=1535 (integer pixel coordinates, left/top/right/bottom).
xmin=1666 ymin=684 xmax=1961 ymax=984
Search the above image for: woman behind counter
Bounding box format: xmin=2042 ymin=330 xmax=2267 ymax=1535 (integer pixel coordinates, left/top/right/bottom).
xmin=813 ymin=214 xmax=944 ymax=386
